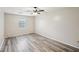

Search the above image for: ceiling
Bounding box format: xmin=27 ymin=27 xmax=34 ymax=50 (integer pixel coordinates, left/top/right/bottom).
xmin=1 ymin=7 xmax=61 ymax=16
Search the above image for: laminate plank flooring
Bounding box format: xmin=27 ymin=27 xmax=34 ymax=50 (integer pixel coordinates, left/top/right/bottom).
xmin=3 ymin=33 xmax=79 ymax=52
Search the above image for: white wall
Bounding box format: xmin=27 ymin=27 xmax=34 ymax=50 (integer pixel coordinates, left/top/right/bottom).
xmin=0 ymin=9 xmax=4 ymax=50
xmin=35 ymin=8 xmax=79 ymax=48
xmin=5 ymin=14 xmax=35 ymax=38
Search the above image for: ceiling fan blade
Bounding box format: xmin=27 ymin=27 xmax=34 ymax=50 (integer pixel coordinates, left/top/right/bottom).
xmin=39 ymin=10 xmax=44 ymax=11
xmin=37 ymin=10 xmax=44 ymax=12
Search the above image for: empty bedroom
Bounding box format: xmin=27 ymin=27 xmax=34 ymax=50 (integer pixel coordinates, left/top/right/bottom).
xmin=0 ymin=7 xmax=79 ymax=52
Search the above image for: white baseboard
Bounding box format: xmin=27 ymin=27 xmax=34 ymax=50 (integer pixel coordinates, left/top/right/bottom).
xmin=36 ymin=33 xmax=79 ymax=49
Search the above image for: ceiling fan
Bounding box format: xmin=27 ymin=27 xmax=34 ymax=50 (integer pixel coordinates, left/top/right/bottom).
xmin=24 ymin=7 xmax=45 ymax=15
xmin=32 ymin=7 xmax=45 ymax=14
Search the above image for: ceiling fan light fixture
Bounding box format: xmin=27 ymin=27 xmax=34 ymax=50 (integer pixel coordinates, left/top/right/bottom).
xmin=33 ymin=12 xmax=38 ymax=15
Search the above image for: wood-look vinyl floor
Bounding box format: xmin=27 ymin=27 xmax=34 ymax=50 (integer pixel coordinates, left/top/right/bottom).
xmin=3 ymin=33 xmax=79 ymax=52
